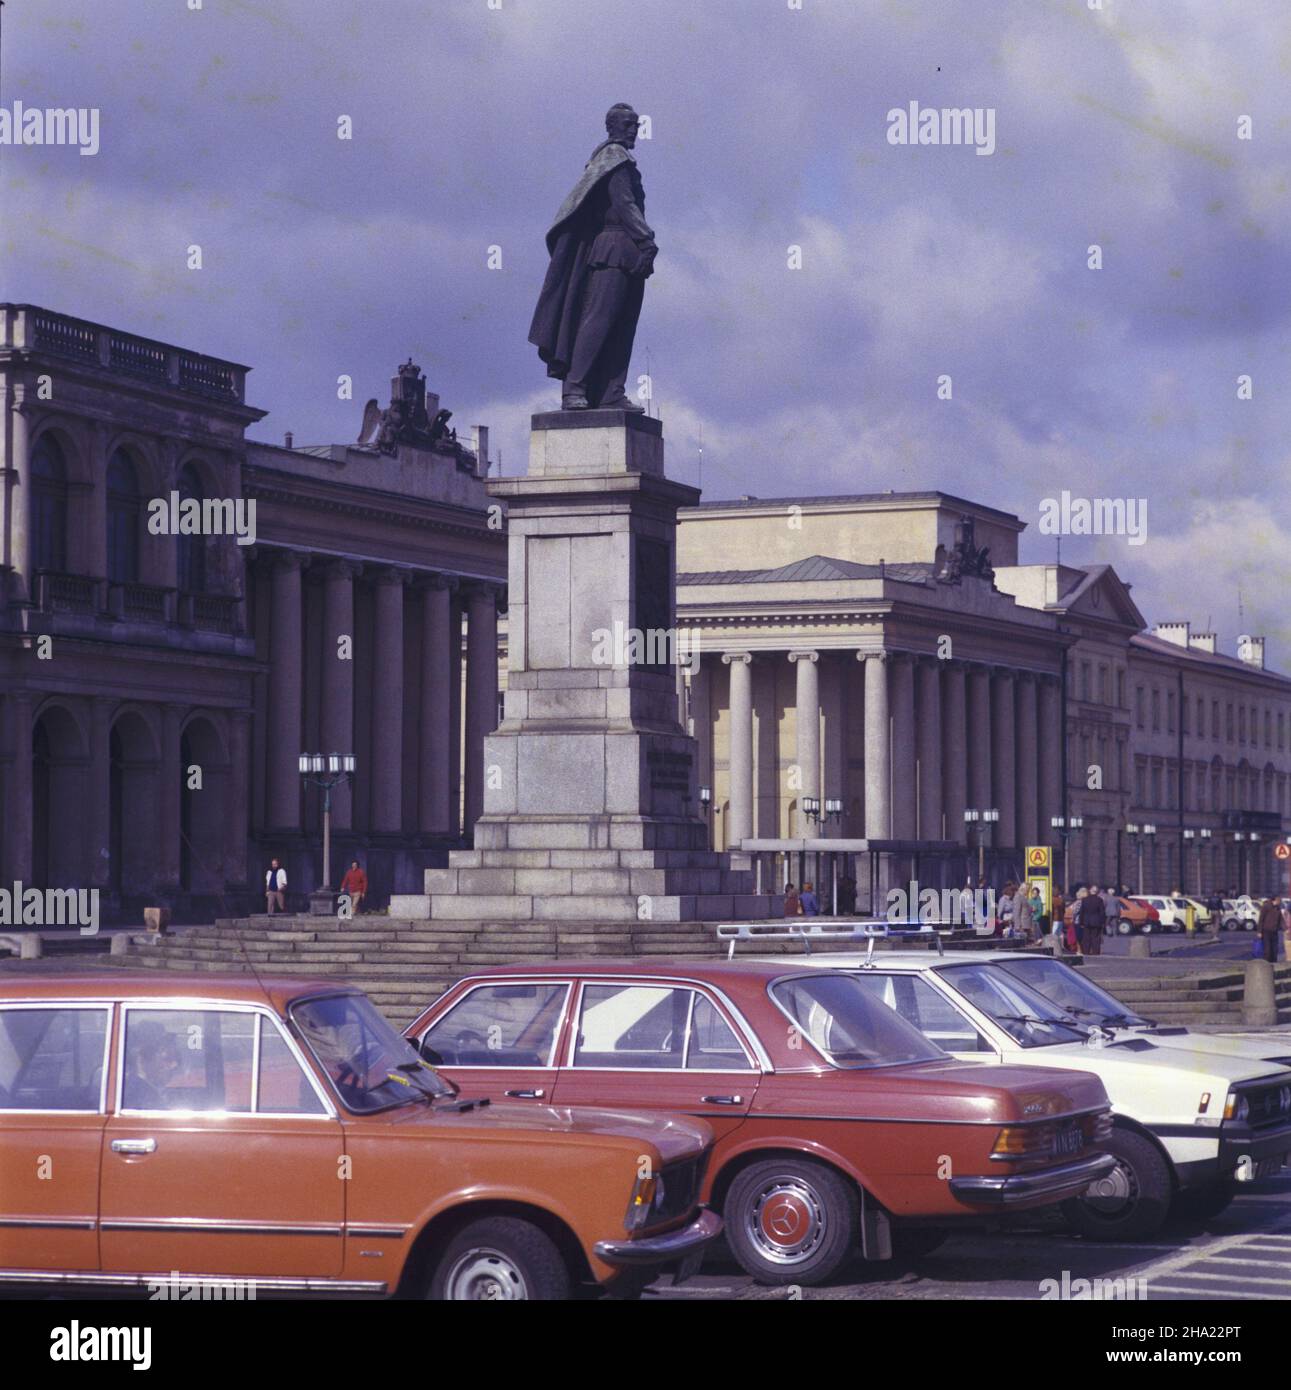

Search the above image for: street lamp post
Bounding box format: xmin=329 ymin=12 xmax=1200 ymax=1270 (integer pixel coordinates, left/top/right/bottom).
xmin=1125 ymin=822 xmax=1156 ymax=895
xmin=299 ymin=753 xmax=356 ymax=915
xmin=1182 ymin=827 xmax=1212 ymax=896
xmin=1050 ymin=814 xmax=1084 ymax=892
xmin=699 ymin=785 xmax=712 ymax=851
xmin=1233 ymin=832 xmax=1260 ymax=896
xmin=964 ymin=808 xmax=999 ymax=887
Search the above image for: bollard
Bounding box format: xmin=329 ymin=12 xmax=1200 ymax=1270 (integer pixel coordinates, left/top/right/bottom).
xmin=1129 ymin=935 xmax=1151 ymax=959
xmin=19 ymin=934 xmax=43 ymax=960
xmin=1243 ymin=959 xmax=1278 ymax=1026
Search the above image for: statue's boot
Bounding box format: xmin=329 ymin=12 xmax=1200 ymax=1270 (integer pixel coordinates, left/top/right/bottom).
xmin=598 ymin=393 xmax=645 ymax=413
xmin=561 ymin=383 xmax=591 ymax=410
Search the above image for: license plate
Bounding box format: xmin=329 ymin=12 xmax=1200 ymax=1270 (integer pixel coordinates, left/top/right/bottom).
xmin=1255 ymin=1154 xmax=1288 ymax=1180
xmin=1055 ymin=1126 xmax=1082 ymax=1156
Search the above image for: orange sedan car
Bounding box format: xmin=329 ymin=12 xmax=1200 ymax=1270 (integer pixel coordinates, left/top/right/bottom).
xmin=0 ymin=973 xmax=721 ymax=1300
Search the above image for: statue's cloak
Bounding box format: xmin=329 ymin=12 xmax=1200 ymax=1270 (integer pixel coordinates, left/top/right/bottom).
xmin=528 ymin=141 xmax=634 ymax=380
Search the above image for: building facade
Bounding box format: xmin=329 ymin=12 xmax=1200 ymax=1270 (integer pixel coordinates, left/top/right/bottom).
xmin=0 ymin=305 xmax=504 ymax=920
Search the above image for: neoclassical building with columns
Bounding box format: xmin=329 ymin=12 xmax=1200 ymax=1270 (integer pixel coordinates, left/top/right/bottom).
xmin=5 ymin=304 xmax=1289 ymax=925
xmin=0 ymin=305 xmax=504 ymax=919
xmin=672 ymin=493 xmax=1291 ymax=901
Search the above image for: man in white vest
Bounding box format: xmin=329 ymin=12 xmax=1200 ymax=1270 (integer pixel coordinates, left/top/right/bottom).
xmin=265 ymin=859 xmax=287 ymax=915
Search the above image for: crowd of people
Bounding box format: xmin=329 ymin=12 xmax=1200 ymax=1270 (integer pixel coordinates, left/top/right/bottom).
xmin=778 ymin=869 xmax=1291 ymax=963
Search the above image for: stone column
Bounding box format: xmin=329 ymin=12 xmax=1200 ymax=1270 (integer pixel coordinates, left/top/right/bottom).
xmin=8 ymin=405 xmax=32 ymax=603
xmin=890 ymin=653 xmax=916 ymax=838
xmin=991 ymin=670 xmax=1017 ymax=849
xmin=3 ymin=692 xmax=34 ymax=881
xmin=158 ymin=704 xmax=183 ymax=889
xmin=967 ymin=664 xmax=992 ymax=813
xmin=1038 ymin=675 xmax=1062 ymax=841
xmin=941 ymin=662 xmax=967 ymax=842
xmin=862 ymin=652 xmax=890 ymax=839
xmin=419 ymin=576 xmax=457 ymax=836
xmin=723 ymin=653 xmax=753 ymax=846
xmin=224 ymin=709 xmax=252 ymax=887
xmin=1015 ymin=674 xmax=1039 ymax=850
xmin=917 ymin=658 xmax=943 ymax=840
xmin=789 ymin=651 xmax=819 ymax=836
xmin=320 ymin=560 xmax=359 ymax=830
xmin=371 ymin=568 xmax=409 ymax=834
xmin=266 ymin=552 xmax=304 ymax=830
xmin=463 ymin=582 xmax=501 ymax=833
xmin=88 ymin=697 xmax=113 ymax=890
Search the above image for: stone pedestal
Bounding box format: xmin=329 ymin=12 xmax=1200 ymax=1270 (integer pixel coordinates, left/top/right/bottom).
xmin=395 ymin=410 xmax=771 ymax=925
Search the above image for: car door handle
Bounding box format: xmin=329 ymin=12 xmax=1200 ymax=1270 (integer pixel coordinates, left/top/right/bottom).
xmin=111 ymin=1138 xmax=157 ymax=1155
xmin=701 ymin=1095 xmax=744 ymax=1106
xmin=505 ymin=1088 xmax=545 ymax=1100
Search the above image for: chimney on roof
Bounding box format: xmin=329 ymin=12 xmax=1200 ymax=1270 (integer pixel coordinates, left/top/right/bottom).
xmin=1154 ymin=621 xmax=1190 ymax=648
xmin=1237 ymin=634 xmax=1265 ymax=669
xmin=1188 ymin=632 xmax=1216 ymax=654
xmin=472 ymin=425 xmax=490 ymax=478
xmin=284 ymin=431 xmax=294 ymax=449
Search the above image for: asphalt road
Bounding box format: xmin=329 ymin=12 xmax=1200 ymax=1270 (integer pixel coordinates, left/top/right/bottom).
xmin=645 ymin=1171 xmax=1291 ymax=1300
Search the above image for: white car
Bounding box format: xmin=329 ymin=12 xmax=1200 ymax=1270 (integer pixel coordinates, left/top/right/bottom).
xmin=1128 ymin=895 xmax=1188 ymax=933
xmin=1221 ymin=897 xmax=1259 ymax=932
xmin=725 ymin=929 xmax=1291 ymax=1240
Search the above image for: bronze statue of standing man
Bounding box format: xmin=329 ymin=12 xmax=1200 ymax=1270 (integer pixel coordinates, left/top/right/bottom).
xmin=528 ymin=104 xmax=657 ymax=412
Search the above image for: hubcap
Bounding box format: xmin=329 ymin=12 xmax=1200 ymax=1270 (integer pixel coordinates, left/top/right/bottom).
xmin=1082 ymin=1158 xmax=1138 ymax=1217
xmin=445 ymin=1247 xmax=528 ymax=1300
xmin=747 ymin=1176 xmax=827 ymax=1264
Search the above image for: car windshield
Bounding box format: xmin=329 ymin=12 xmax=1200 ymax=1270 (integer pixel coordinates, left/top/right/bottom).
xmin=770 ymin=973 xmax=946 ymax=1069
xmin=935 ymin=964 xmax=1090 ymax=1048
xmin=993 ymin=957 xmax=1149 ymax=1028
xmin=291 ymin=993 xmax=454 ymax=1112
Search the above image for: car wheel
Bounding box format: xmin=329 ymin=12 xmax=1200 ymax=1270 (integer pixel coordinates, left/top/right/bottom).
xmin=724 ymin=1157 xmax=858 ymax=1286
xmin=1244 ymin=918 xmax=1257 ymax=932
xmin=1061 ymin=1129 xmax=1172 ymax=1241
xmin=427 ymin=1216 xmax=571 ymax=1301
xmin=1117 ymin=919 xmax=1133 ymax=936
xmin=1222 ymin=917 xmax=1237 ymax=932
xmin=1171 ymin=1180 xmax=1235 ymax=1224
xmin=1141 ymin=922 xmax=1154 ymax=934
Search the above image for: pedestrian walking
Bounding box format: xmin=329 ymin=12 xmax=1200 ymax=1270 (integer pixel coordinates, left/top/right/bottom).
xmin=340 ymin=860 xmax=368 ymax=915
xmin=1028 ymin=882 xmax=1046 ymax=939
xmin=800 ymin=882 xmax=820 ymax=916
xmin=1102 ymin=886 xmax=1121 ymax=940
xmin=1079 ymin=884 xmax=1107 ymax=956
xmin=1257 ymin=895 xmax=1282 ymax=963
xmin=783 ymin=883 xmax=801 ymax=918
xmin=265 ymin=858 xmax=288 ymax=915
xmin=838 ymin=874 xmax=857 ymax=916
xmin=1012 ymin=881 xmax=1036 ymax=943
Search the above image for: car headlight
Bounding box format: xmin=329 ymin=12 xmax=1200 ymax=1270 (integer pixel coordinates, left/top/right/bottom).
xmin=1224 ymin=1092 xmax=1250 ymax=1123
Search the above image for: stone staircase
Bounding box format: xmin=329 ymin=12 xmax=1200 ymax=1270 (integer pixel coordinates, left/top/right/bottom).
xmin=1091 ymin=967 xmax=1291 ymax=1028
xmin=107 ymin=915 xmax=812 ymax=1026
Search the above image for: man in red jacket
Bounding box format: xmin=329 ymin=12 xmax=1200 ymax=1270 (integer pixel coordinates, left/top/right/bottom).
xmin=340 ymin=860 xmax=368 ymax=917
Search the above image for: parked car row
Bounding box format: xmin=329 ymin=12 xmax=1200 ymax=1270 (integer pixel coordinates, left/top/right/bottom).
xmin=5 ymin=937 xmax=1291 ymax=1300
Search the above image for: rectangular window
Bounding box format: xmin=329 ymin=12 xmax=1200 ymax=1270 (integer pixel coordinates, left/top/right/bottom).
xmin=1081 ymin=662 xmax=1091 ymax=702
xmin=1152 ymin=766 xmax=1162 ymax=806
xmin=1117 ymin=670 xmax=1126 ymax=708
xmin=1181 ymin=695 xmax=1189 ymax=735
xmin=1136 ymin=687 xmax=1146 ymax=729
xmin=1280 ymin=712 xmax=1286 ymax=750
xmin=1152 ymin=690 xmax=1161 ymax=732
xmin=1239 ymin=706 xmax=1247 ymax=743
xmin=420 ymin=982 xmax=570 ymax=1067
xmin=1099 ymin=665 xmax=1109 ymax=705
xmin=1167 ymin=767 xmax=1177 ymax=810
xmin=1227 ymin=704 xmax=1234 ymax=741
xmin=1167 ymin=691 xmax=1175 ymax=734
xmin=1212 ymin=700 xmax=1220 ymax=738
xmin=1136 ymin=763 xmax=1146 ymax=804
xmin=120 ymin=1008 xmax=255 ymax=1113
xmin=0 ymin=1007 xmax=110 ymax=1112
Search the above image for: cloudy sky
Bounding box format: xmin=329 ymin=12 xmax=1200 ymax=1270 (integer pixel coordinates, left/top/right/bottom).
xmin=2 ymin=0 xmax=1287 ymax=659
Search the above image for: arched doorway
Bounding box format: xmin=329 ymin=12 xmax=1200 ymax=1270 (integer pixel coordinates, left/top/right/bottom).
xmin=107 ymin=449 xmax=143 ymax=584
xmin=31 ymin=435 xmax=70 ymax=575
xmin=179 ymin=717 xmax=228 ymax=896
xmin=31 ymin=705 xmax=87 ymax=888
xmin=109 ymin=711 xmax=160 ymax=897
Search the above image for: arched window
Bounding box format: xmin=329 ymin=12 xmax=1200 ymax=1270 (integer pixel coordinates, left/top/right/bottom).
xmin=30 ymin=436 xmax=69 ymax=573
xmin=176 ymin=463 xmax=206 ymax=594
xmin=106 ymin=450 xmax=141 ymax=584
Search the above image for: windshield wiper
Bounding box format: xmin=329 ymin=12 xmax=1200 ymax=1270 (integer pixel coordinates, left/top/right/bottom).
xmin=992 ymin=1012 xmax=1087 ymax=1034
xmin=1063 ymin=1005 xmax=1144 ymax=1027
xmin=394 ymin=1060 xmax=460 ymax=1100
